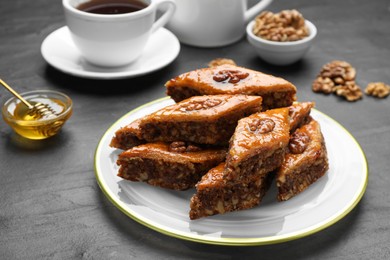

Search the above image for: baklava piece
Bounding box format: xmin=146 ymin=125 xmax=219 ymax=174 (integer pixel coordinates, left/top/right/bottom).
xmin=288 ymin=101 xmax=315 ymax=132
xmin=117 ymin=142 xmax=227 ymax=190
xmin=189 ymin=163 xmax=273 ymax=219
xmin=165 ymin=64 xmax=297 ymax=110
xmin=276 ymin=119 xmax=329 ymax=201
xmin=110 ymin=119 xmax=144 ymax=150
xmin=111 ymin=95 xmax=262 ymax=149
xmin=224 ymin=108 xmax=290 ymax=183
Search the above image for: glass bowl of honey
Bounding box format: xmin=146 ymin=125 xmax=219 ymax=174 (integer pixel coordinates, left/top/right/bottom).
xmin=2 ymin=90 xmax=73 ymax=140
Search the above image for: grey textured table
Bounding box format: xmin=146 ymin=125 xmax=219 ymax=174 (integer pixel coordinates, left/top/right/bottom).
xmin=1 ymin=0 xmax=389 ymax=259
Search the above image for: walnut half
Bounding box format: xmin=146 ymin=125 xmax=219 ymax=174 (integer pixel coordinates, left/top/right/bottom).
xmin=208 ymin=58 xmax=237 ymax=68
xmin=365 ymin=82 xmax=390 ymax=98
xmin=312 ymin=76 xmax=335 ymax=94
xmin=312 ymin=60 xmax=363 ymax=102
xmin=333 ymin=81 xmax=363 ymax=101
xmin=248 ymin=118 xmax=275 ymax=134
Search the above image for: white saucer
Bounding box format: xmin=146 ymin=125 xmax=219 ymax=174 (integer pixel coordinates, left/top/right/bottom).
xmin=41 ymin=26 xmax=180 ymax=79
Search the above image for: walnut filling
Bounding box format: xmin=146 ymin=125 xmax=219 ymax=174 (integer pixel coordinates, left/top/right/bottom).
xmin=277 ymin=159 xmax=328 ymax=201
xmin=141 ymin=110 xmax=258 ymax=146
xmin=189 ymin=173 xmax=273 ymax=219
xmin=225 ymin=148 xmax=285 ymax=183
xmin=167 ymin=86 xmax=203 ymax=103
xmin=261 ymin=91 xmax=296 ymax=111
xmin=118 ymin=157 xmax=218 ymax=191
xmin=111 ymin=130 xmax=144 ymax=150
xmin=168 ymin=87 xmax=294 ymax=111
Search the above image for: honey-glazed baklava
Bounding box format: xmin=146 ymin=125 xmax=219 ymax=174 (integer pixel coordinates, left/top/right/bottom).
xmin=110 ymin=119 xmax=144 ymax=150
xmin=110 ymin=94 xmax=262 ymax=149
xmin=288 ymin=101 xmax=315 ymax=132
xmin=117 ymin=142 xmax=226 ymax=190
xmin=189 ymin=163 xmax=273 ymax=219
xmin=276 ymin=119 xmax=329 ymax=201
xmin=224 ymin=108 xmax=290 ymax=184
xmin=165 ymin=64 xmax=296 ymax=110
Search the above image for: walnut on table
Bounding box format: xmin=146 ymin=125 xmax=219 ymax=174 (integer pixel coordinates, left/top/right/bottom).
xmin=333 ymin=81 xmax=363 ymax=101
xmin=365 ymin=82 xmax=390 ymax=98
xmin=312 ymin=60 xmax=363 ymax=102
xmin=208 ymin=58 xmax=237 ymax=68
xmin=253 ymin=9 xmax=309 ymax=42
xmin=320 ymin=60 xmax=356 ymax=82
xmin=312 ymin=77 xmax=335 ymax=94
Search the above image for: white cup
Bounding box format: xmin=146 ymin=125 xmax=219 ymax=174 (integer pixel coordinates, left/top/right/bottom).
xmin=166 ymin=0 xmax=273 ymax=48
xmin=63 ymin=0 xmax=176 ymax=67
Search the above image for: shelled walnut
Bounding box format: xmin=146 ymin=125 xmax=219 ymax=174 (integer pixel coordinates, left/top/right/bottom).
xmin=208 ymin=58 xmax=237 ymax=68
xmin=312 ymin=60 xmax=363 ymax=102
xmin=365 ymin=82 xmax=390 ymax=98
xmin=213 ymin=69 xmax=249 ymax=83
xmin=312 ymin=77 xmax=335 ymax=94
xmin=334 ymin=81 xmax=363 ymax=101
xmin=320 ymin=60 xmax=356 ymax=82
xmin=253 ymin=9 xmax=309 ymax=42
xmin=248 ymin=118 xmax=275 ymax=134
xmin=289 ymin=131 xmax=310 ymax=154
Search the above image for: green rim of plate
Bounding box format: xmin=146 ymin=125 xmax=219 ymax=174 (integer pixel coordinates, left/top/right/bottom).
xmin=94 ymin=97 xmax=369 ymax=246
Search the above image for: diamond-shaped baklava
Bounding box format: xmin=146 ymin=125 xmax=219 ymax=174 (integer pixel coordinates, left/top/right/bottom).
xmin=165 ymin=64 xmax=296 ymax=110
xmin=117 ymin=142 xmax=226 ymax=190
xmin=276 ymin=119 xmax=329 ymax=201
xmin=189 ymin=163 xmax=273 ymax=219
xmin=224 ymin=108 xmax=290 ymax=183
xmin=110 ymin=95 xmax=262 ymax=149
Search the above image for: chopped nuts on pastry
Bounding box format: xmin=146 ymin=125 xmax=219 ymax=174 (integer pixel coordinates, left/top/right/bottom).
xmin=365 ymin=82 xmax=390 ymax=98
xmin=169 ymin=141 xmax=202 ymax=153
xmin=253 ymin=9 xmax=309 ymax=42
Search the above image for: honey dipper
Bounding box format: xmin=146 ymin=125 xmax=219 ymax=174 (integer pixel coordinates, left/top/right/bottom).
xmin=0 ymin=78 xmax=56 ymax=119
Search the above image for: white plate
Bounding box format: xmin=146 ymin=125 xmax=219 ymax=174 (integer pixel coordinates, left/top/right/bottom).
xmin=41 ymin=26 xmax=180 ymax=79
xmin=94 ymin=97 xmax=368 ymax=246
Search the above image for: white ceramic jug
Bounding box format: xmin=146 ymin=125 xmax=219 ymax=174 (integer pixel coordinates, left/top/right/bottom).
xmin=166 ymin=0 xmax=273 ymax=47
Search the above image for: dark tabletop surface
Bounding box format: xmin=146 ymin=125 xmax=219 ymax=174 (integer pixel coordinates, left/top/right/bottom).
xmin=1 ymin=0 xmax=389 ymax=259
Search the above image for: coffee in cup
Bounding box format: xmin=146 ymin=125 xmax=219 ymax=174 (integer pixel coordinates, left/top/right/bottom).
xmin=63 ymin=0 xmax=176 ymax=67
xmin=77 ymin=0 xmax=148 ymax=15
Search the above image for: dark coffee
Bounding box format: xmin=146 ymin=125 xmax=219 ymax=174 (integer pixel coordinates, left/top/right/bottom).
xmin=77 ymin=0 xmax=148 ymax=15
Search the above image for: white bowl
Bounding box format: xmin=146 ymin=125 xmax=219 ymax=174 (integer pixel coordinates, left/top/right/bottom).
xmin=246 ymin=19 xmax=317 ymax=66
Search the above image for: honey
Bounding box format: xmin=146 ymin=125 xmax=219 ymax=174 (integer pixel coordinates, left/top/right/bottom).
xmin=2 ymin=90 xmax=73 ymax=140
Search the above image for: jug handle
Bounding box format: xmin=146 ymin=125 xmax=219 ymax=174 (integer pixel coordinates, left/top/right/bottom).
xmin=151 ymin=0 xmax=176 ymax=33
xmin=244 ymin=0 xmax=273 ymax=23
